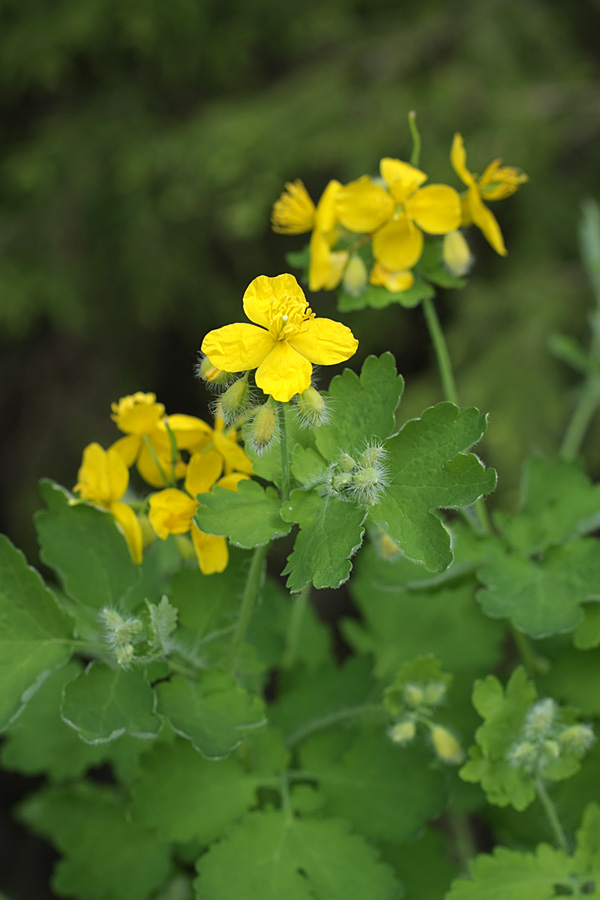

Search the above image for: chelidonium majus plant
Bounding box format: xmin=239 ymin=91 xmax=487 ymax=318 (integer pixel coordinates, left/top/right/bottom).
xmin=2 ymin=115 xmax=600 ymax=900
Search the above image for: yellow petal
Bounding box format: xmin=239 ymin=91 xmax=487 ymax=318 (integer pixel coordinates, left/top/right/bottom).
xmin=242 ymin=273 xmax=306 ymax=329
xmin=406 ymin=184 xmax=461 ymax=234
xmin=217 ymin=472 xmax=250 ymax=490
xmin=308 ymin=230 xmax=347 ymax=292
xmin=137 ymin=441 xmax=185 ymax=488
xmin=75 ymin=443 xmax=129 ymax=506
xmin=450 ymin=133 xmax=475 ymax=188
xmin=191 ymin=525 xmax=228 ymax=575
xmin=271 ymin=179 xmax=316 ymax=234
xmin=184 ymin=450 xmax=223 ymax=498
xmin=479 ymin=159 xmax=528 ymax=200
xmin=163 ymin=414 xmax=213 ymax=451
xmin=255 ymin=341 xmax=312 ymax=402
xmin=213 ymin=429 xmax=253 ymax=475
xmin=443 ymin=230 xmax=473 ymax=276
xmin=110 ymin=434 xmax=141 ymax=467
xmin=467 ymin=191 xmax=507 ymax=256
xmin=314 ymin=180 xmax=343 ymax=232
xmin=148 ymin=488 xmax=197 ymax=539
xmin=379 ymin=158 xmax=427 ymax=204
xmin=111 ymin=502 xmax=143 ymax=564
xmin=111 ymin=392 xmax=165 ymax=435
xmin=287 ymin=318 xmax=358 ymax=366
xmin=372 ymin=217 xmax=424 ymax=270
xmin=335 ymin=176 xmax=395 ymax=233
xmin=201 ymin=322 xmax=275 ymax=372
xmin=369 ymin=261 xmax=414 ymax=292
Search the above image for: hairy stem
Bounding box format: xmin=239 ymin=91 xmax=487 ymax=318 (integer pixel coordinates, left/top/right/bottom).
xmin=277 ymin=401 xmax=291 ymax=502
xmin=535 ymin=777 xmax=570 ymax=855
xmin=227 ymin=541 xmax=270 ymax=675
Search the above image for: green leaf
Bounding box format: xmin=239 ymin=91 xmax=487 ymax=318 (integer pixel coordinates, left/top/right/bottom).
xmin=18 ymin=783 xmax=171 ymax=900
xmin=369 ymin=403 xmax=496 ymax=572
xmin=381 ymin=828 xmax=459 ymax=899
xmin=61 ymin=662 xmax=160 ymax=743
xmin=194 ymin=480 xmax=291 ymax=548
xmin=460 ymin=668 xmax=538 ymax=810
xmin=147 ymin=595 xmax=178 ymax=652
xmin=130 ymin=737 xmax=256 ymax=844
xmin=281 ymin=489 xmax=366 ymax=592
xmin=155 ymin=671 xmax=265 ymax=758
xmin=445 ymin=842 xmax=572 ymax=900
xmin=291 ymin=445 xmax=329 ymax=487
xmin=493 ymin=457 xmax=600 ymax=554
xmin=300 ymin=727 xmax=446 ymax=843
xmin=35 ymin=480 xmax=140 ymax=610
xmin=477 ymin=539 xmax=600 ymax=638
xmin=573 ymin=802 xmax=600 ymax=882
xmin=0 ymin=661 xmax=106 ymax=779
xmin=315 ymin=353 xmax=404 ymax=462
xmin=194 ymin=809 xmax=400 ymax=900
xmin=0 ymin=534 xmax=73 ymax=730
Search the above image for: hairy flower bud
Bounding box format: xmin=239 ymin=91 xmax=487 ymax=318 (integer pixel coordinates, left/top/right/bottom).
xmin=422 ymin=682 xmax=447 ymax=708
xmin=524 ymin=699 xmax=556 ymax=740
xmin=431 ymin=725 xmax=464 ymax=765
xmin=220 ymin=375 xmax=251 ymax=426
xmin=389 ymin=720 xmax=416 ymax=745
xmin=195 ymin=355 xmax=235 ymax=388
xmin=247 ymin=401 xmax=279 ymax=454
xmin=296 ymin=386 xmax=330 ymax=429
xmin=403 ymin=684 xmax=424 ymax=709
xmin=559 ymin=724 xmax=595 ymax=753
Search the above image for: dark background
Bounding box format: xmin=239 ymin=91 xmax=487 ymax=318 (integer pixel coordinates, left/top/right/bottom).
xmin=1 ymin=0 xmax=600 ymax=896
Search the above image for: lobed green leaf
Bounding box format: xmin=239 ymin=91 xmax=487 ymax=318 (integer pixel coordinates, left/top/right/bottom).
xmin=194 ymin=480 xmax=291 ymax=548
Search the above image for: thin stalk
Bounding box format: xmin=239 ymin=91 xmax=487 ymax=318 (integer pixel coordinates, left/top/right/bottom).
xmin=510 ymin=625 xmax=540 ymax=682
xmin=142 ymin=435 xmax=174 ymax=487
xmin=282 ymin=585 xmax=310 ymax=669
xmin=447 ymin=812 xmax=477 ymax=870
xmin=227 ymin=541 xmax=270 ymax=675
xmin=408 ymin=110 xmax=421 ymax=168
xmin=277 ymin=401 xmax=291 ymax=502
xmin=559 ymin=374 xmax=600 ymax=461
xmin=422 ymin=296 xmax=459 ymax=406
xmin=535 ymin=777 xmax=570 ymax=855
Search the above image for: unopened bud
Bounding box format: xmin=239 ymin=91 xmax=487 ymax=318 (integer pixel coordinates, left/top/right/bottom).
xmin=431 ymin=725 xmax=464 ymax=764
xmin=389 ymin=720 xmax=416 ymax=745
xmin=559 ymin=724 xmax=595 ymax=753
xmin=116 ymin=644 xmax=135 ymax=667
xmin=404 ymin=684 xmax=424 ymax=709
xmin=509 ymin=740 xmax=537 ymax=770
xmin=248 ymin=402 xmax=278 ymax=454
xmin=338 ymin=453 xmax=356 ymax=472
xmin=359 ymin=442 xmax=386 ymax=468
xmin=422 ymin=682 xmax=447 ymax=707
xmin=220 ymin=375 xmax=250 ymax=426
xmin=443 ymin=231 xmax=473 ymax=277
xmin=296 ymin=386 xmax=330 ymax=429
xmin=342 ymin=254 xmax=368 ymax=296
xmin=351 ymin=466 xmax=385 ymax=506
xmin=195 ymin=355 xmax=235 ymax=387
xmin=524 ymin=699 xmax=556 ymax=739
xmin=543 ymin=739 xmax=560 ymax=761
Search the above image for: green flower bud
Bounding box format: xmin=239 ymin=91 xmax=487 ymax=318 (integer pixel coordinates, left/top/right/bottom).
xmin=524 ymin=699 xmax=556 ymax=739
xmin=359 ymin=442 xmax=387 ymax=468
xmin=116 ymin=644 xmax=135 ymax=667
xmin=509 ymin=740 xmax=537 ymax=770
xmin=404 ymin=684 xmax=424 ymax=709
xmin=543 ymin=739 xmax=560 ymax=761
xmin=248 ymin=401 xmax=279 ymax=454
xmin=338 ymin=453 xmax=356 ymax=472
xmin=220 ymin=375 xmax=250 ymax=426
xmin=559 ymin=724 xmax=595 ymax=753
xmin=296 ymin=386 xmax=330 ymax=429
xmin=195 ymin=354 xmax=235 ymax=388
xmin=389 ymin=720 xmax=416 ymax=745
xmin=422 ymin=681 xmax=447 ymax=707
xmin=431 ymin=725 xmax=464 ymax=765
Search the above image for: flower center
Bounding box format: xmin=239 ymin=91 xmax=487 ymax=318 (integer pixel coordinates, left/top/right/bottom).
xmin=267 ymin=294 xmax=315 ymax=340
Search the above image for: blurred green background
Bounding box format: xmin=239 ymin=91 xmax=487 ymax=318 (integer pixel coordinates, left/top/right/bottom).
xmin=1 ymin=0 xmax=599 ymax=559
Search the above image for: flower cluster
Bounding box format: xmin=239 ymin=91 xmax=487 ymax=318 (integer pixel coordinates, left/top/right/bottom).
xmin=272 ymin=133 xmax=527 ymax=301
xmin=74 ymin=392 xmax=252 ymax=574
xmin=508 ymin=698 xmax=595 ymax=777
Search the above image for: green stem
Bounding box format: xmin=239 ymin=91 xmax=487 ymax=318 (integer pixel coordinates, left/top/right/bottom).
xmin=559 ymin=374 xmax=600 ymax=461
xmin=422 ymin=296 xmax=459 ymax=406
xmin=286 ymin=704 xmax=386 ymax=747
xmin=142 ymin=434 xmax=174 ymax=487
xmin=277 ymin=401 xmax=291 ymax=502
xmin=510 ymin=624 xmax=540 ymax=682
xmin=447 ymin=812 xmax=477 ymax=869
xmin=227 ymin=541 xmax=270 ymax=675
xmin=282 ymin=585 xmax=310 ymax=669
xmin=408 ymin=110 xmax=421 ymax=168
xmin=535 ymin=777 xmax=570 ymax=855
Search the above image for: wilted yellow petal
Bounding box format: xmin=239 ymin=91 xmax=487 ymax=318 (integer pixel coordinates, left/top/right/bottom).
xmin=372 ymin=217 xmax=423 ymax=270
xmin=288 ymin=318 xmax=358 ymax=366
xmin=336 ymin=176 xmax=395 ymax=233
xmin=479 ymin=159 xmax=528 ymax=200
xmin=75 ymin=443 xmax=129 ymax=506
xmin=406 ymin=184 xmax=461 ymax=235
xmin=450 ymin=133 xmax=475 ymax=188
xmin=379 ymin=158 xmax=427 ymax=204
xmin=213 ymin=427 xmax=253 ymax=475
xmin=191 ymin=525 xmax=228 ymax=574
xmin=255 ymin=341 xmax=312 ymax=402
xmin=111 ymin=392 xmax=165 ymax=435
xmin=271 ymin=179 xmax=316 ymax=234
xmin=111 ymin=501 xmax=143 ymax=564
xmin=184 ymin=450 xmax=223 ymax=498
xmin=369 ymin=261 xmax=414 ymax=293
xmin=201 ymin=322 xmax=275 ymax=372
xmin=148 ymin=488 xmax=197 ymax=540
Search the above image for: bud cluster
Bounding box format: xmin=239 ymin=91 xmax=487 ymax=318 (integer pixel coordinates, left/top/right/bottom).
xmin=508 ymin=698 xmax=595 ymax=776
xmin=385 ymin=670 xmax=462 ymax=764
xmin=101 ymin=607 xmax=144 ymax=668
xmin=327 ymin=442 xmax=389 ymax=506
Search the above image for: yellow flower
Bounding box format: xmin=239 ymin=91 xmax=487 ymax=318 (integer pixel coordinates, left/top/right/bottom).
xmin=271 ymin=179 xmax=316 ymax=234
xmin=74 ymin=443 xmax=143 ymax=564
xmin=450 ymin=134 xmax=527 ymax=256
xmin=148 ymin=450 xmax=248 ymax=574
xmin=372 ymin=159 xmax=462 ymax=271
xmin=335 ymin=176 xmax=395 ymax=233
xmin=201 ymin=274 xmax=358 ymax=403
xmin=369 ymin=261 xmax=414 ymax=293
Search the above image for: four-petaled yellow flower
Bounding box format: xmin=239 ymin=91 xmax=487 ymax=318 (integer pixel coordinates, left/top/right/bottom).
xmin=148 ymin=450 xmax=248 ymax=574
xmin=450 ymin=133 xmax=527 ymax=256
xmin=201 ymin=274 xmax=358 ymax=403
xmin=74 ymin=443 xmax=143 ymax=564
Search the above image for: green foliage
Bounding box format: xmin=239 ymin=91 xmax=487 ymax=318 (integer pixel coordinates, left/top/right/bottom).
xmin=194 ymin=481 xmax=291 ymax=548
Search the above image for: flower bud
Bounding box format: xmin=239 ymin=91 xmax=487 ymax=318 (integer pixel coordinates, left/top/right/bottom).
xmin=404 ymin=684 xmax=424 ymax=709
xmin=342 ymin=254 xmax=368 ymax=296
xmin=524 ymin=699 xmax=556 ymax=739
xmin=351 ymin=466 xmax=384 ymax=506
xmin=220 ymin=375 xmax=250 ymax=426
xmin=389 ymin=720 xmax=416 ymax=745
xmin=338 ymin=453 xmax=356 ymax=472
xmin=248 ymin=401 xmax=279 ymax=454
xmin=509 ymin=740 xmax=537 ymax=770
xmin=443 ymin=230 xmax=473 ymax=277
xmin=359 ymin=443 xmax=387 ymax=468
xmin=422 ymin=681 xmax=447 ymax=708
xmin=431 ymin=725 xmax=464 ymax=764
xmin=296 ymin=386 xmax=330 ymax=429
xmin=559 ymin=724 xmax=595 ymax=753
xmin=543 ymin=739 xmax=560 ymax=761
xmin=116 ymin=644 xmax=135 ymax=668
xmin=195 ymin=355 xmax=235 ymax=388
